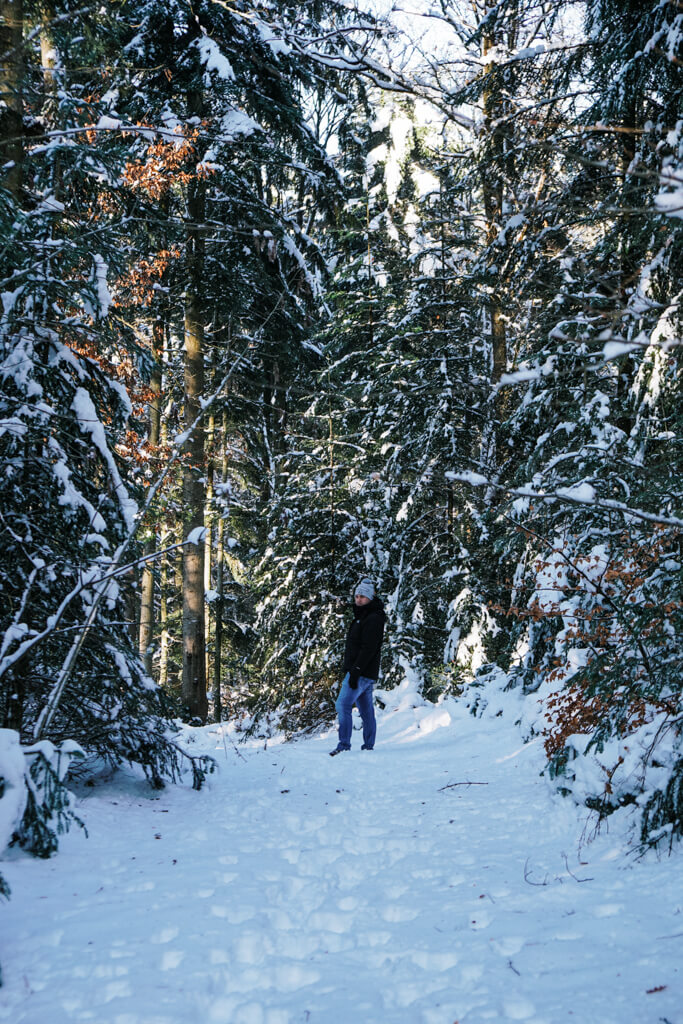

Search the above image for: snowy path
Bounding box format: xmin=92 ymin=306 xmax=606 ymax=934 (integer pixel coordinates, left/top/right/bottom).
xmin=1 ymin=692 xmax=682 ymax=1024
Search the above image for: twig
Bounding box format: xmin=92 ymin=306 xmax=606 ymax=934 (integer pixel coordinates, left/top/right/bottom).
xmin=562 ymin=852 xmax=593 ymax=883
xmin=220 ymin=724 xmax=246 ymax=762
xmin=524 ymin=857 xmax=550 ymax=886
xmin=438 ymin=780 xmax=489 ymax=790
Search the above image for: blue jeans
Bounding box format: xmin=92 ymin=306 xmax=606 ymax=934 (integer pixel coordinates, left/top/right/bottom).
xmin=335 ymin=673 xmax=376 ymax=750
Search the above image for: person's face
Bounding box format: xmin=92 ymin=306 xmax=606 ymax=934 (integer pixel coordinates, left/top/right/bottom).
xmin=354 ymin=594 xmax=371 ymax=606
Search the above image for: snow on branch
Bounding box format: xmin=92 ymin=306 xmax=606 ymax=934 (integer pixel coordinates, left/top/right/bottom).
xmin=445 ymin=472 xmax=683 ymax=530
xmin=655 ymin=166 xmax=683 ymax=221
xmin=30 ymin=341 xmax=256 ymax=741
xmin=71 ymin=388 xmax=137 ymax=532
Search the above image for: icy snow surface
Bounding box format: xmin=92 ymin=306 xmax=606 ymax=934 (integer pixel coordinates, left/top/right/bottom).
xmin=1 ymin=692 xmax=682 ymax=1023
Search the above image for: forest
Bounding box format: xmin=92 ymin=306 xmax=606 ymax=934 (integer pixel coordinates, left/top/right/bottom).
xmin=0 ymin=0 xmax=681 ymax=882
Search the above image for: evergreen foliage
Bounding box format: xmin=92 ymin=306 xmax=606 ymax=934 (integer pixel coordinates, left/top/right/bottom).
xmin=15 ymin=740 xmax=86 ymax=859
xmin=0 ymin=0 xmax=680 ymax=853
xmin=0 ymin=0 xmax=216 ymax=798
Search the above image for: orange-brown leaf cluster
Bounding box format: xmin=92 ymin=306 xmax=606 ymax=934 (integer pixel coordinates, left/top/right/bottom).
xmin=502 ymin=527 xmax=682 ymax=757
xmin=65 ymin=338 xmax=152 ymax=419
xmin=542 ymin=681 xmax=679 ymax=757
xmin=116 ymin=248 xmax=180 ymax=307
xmin=122 ymin=128 xmax=204 ymax=200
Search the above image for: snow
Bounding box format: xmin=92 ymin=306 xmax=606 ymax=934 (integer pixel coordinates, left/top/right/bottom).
xmin=94 ymin=115 xmax=122 ymax=132
xmin=92 ymin=255 xmax=112 ymax=319
xmin=0 ymin=730 xmax=26 ymax=856
xmin=0 ymin=416 xmax=27 ymax=438
xmin=602 ymin=340 xmax=640 ymax=361
xmin=252 ymin=16 xmax=292 ymax=57
xmin=51 ymin=448 xmax=108 ymax=533
xmin=71 ymin=388 xmax=138 ymax=532
xmin=445 ymin=470 xmax=488 ymax=487
xmin=221 ymin=109 xmax=261 ymax=141
xmin=655 ymin=170 xmax=683 ymax=219
xmin=2 ymin=689 xmax=682 ymax=1024
xmin=555 ymin=482 xmax=596 ymax=504
xmin=196 ymin=36 xmax=236 ymax=82
xmin=186 ymin=526 xmax=207 ymax=546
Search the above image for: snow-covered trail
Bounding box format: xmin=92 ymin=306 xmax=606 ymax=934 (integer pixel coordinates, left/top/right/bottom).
xmin=1 ymin=692 xmax=682 ymax=1024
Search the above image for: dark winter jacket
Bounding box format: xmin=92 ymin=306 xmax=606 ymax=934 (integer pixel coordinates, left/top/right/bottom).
xmin=342 ymin=596 xmax=386 ymax=688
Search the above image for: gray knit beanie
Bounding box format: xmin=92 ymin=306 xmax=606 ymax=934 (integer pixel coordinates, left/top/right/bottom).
xmin=354 ymin=578 xmax=375 ymax=600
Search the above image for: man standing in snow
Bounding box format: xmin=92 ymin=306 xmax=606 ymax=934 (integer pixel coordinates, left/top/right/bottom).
xmin=330 ymin=578 xmax=386 ymax=755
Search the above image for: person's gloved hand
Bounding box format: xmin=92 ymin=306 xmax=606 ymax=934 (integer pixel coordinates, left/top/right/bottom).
xmin=348 ymin=667 xmax=360 ymax=689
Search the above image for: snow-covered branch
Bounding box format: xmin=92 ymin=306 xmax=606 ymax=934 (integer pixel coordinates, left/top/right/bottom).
xmin=446 ymin=472 xmax=683 ymax=530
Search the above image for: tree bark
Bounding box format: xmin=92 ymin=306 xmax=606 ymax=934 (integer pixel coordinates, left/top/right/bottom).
xmin=181 ymin=110 xmax=208 ymax=720
xmin=182 ymin=287 xmax=207 ymax=721
xmin=204 ymin=399 xmax=215 ymax=690
xmin=212 ymin=409 xmax=229 ymax=723
xmin=38 ymin=1 xmax=57 ymax=96
xmin=138 ymin=318 xmax=163 ymax=676
xmin=0 ymin=0 xmax=24 ymax=199
xmin=158 ymin=525 xmax=171 ymax=689
xmin=481 ymin=24 xmax=507 ymax=390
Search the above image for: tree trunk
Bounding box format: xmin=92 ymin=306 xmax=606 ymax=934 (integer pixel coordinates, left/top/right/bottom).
xmin=0 ymin=0 xmax=24 ymax=199
xmin=212 ymin=410 xmax=229 ymax=722
xmin=38 ymin=1 xmax=57 ymax=96
xmin=481 ymin=27 xmax=507 ymax=391
xmin=181 ymin=113 xmax=208 ymax=720
xmin=158 ymin=525 xmax=171 ymax=689
xmin=479 ymin=6 xmax=518 ymax=498
xmin=204 ymin=401 xmax=215 ymax=691
xmin=138 ymin=318 xmax=163 ymax=676
xmin=182 ymin=288 xmax=207 ymax=721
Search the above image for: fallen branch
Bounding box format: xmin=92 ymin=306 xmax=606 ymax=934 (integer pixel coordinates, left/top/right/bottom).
xmin=562 ymin=852 xmax=594 ymax=883
xmin=524 ymin=857 xmax=550 ymax=886
xmin=438 ymin=780 xmax=489 ymax=791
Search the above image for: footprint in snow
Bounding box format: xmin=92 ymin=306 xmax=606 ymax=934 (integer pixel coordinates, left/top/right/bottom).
xmin=337 ymin=896 xmax=358 ymax=911
xmin=271 ymin=962 xmax=320 ymax=993
xmin=307 ymin=909 xmax=354 ymax=934
xmin=357 ymin=929 xmax=392 ymax=947
xmin=490 ymin=936 xmax=524 ymax=956
xmin=102 ymin=979 xmax=132 ymax=1002
xmin=411 ymin=950 xmax=459 ymax=970
xmin=267 ymin=908 xmax=293 ymax=931
xmin=469 ymin=908 xmax=493 ymax=930
xmin=151 ymin=926 xmax=179 ymax=944
xmin=125 ymin=880 xmax=155 ymax=892
xmin=214 ymin=906 xmax=254 ymax=924
xmin=502 ymin=996 xmax=536 ymax=1020
xmin=160 ymin=950 xmax=184 ymax=971
xmin=235 ymin=930 xmax=271 ymax=965
xmin=383 ymin=884 xmax=409 ymax=899
xmin=594 ymin=903 xmax=623 ymax=917
xmin=271 ymin=931 xmax=320 ymax=959
xmin=382 ymin=905 xmax=420 ymax=923
xmin=93 ymin=964 xmax=128 ymax=979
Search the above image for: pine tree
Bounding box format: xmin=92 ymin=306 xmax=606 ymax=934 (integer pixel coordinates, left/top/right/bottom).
xmin=459 ymin=0 xmax=683 ymax=842
xmin=0 ymin=1 xmax=213 ymax=788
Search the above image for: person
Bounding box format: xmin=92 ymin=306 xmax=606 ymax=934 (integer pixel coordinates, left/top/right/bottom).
xmin=330 ymin=577 xmax=386 ymax=755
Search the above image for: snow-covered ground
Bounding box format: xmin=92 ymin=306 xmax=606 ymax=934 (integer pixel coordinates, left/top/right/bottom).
xmin=1 ymin=684 xmax=682 ymax=1024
